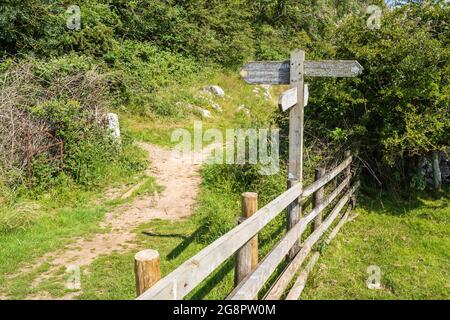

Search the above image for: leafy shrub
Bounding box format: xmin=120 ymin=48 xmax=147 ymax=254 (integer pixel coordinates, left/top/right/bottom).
xmin=0 ymin=55 xmax=145 ymax=193
xmin=105 ymin=40 xmax=209 ymax=116
xmin=271 ymin=1 xmax=450 ymax=187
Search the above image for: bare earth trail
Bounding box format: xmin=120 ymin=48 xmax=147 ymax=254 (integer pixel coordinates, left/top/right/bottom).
xmin=19 ymin=141 xmax=221 ymax=299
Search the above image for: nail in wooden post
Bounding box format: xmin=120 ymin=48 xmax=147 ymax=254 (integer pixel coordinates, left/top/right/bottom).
xmin=134 ymin=249 xmax=161 ymax=297
xmin=235 ymin=192 xmax=258 ymax=286
xmin=313 ymin=167 xmax=325 ymax=230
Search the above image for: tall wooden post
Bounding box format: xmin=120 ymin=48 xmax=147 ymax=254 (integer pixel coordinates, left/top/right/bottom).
xmin=134 ymin=249 xmax=161 ymax=297
xmin=235 ymin=192 xmax=258 ymax=286
xmin=313 ymin=167 xmax=325 ymax=230
xmin=287 ymin=49 xmax=305 ymax=260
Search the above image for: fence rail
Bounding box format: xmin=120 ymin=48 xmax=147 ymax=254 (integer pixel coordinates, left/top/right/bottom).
xmin=135 ymin=153 xmax=357 ymax=300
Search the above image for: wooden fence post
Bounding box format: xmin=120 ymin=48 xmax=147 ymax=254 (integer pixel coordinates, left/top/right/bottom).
xmin=345 ymin=150 xmax=352 ymax=189
xmin=313 ymin=168 xmax=325 ymax=230
xmin=134 ymin=249 xmax=161 ymax=297
xmin=235 ymin=192 xmax=258 ymax=286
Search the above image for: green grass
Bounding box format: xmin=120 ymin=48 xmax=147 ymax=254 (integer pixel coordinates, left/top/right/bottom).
xmin=301 ymin=188 xmax=450 ymax=300
xmin=76 ymin=178 xmax=450 ymax=300
xmin=78 ymin=219 xmax=205 ymax=300
xmin=0 ymin=143 xmax=153 ymax=298
xmin=120 ymin=71 xmax=281 ymax=148
xmin=2 ymin=63 xmax=448 ymax=300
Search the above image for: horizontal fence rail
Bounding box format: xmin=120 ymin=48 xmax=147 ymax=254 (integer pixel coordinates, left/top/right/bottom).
xmin=136 ymin=155 xmax=354 ymax=300
xmin=264 ymin=183 xmax=359 ymax=300
xmin=227 ymin=178 xmax=354 ymax=300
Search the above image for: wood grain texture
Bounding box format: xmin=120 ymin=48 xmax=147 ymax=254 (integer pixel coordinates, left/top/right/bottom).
xmin=301 ymin=155 xmax=352 ymax=200
xmin=286 ymin=204 xmax=354 ymax=300
xmin=134 ymin=250 xmax=160 ymax=297
xmin=227 ymin=176 xmax=351 ymax=300
xmin=137 ymin=157 xmax=352 ymax=300
xmin=287 ymin=49 xmax=305 ymax=260
xmin=235 ymin=192 xmax=259 ymax=286
xmin=264 ymin=182 xmax=359 ymax=300
xmin=136 ymin=181 xmax=302 ymax=300
xmin=240 ymin=60 xmax=363 ymax=84
xmin=285 ymin=251 xmax=320 ymax=300
xmin=313 ymin=167 xmax=325 ymax=230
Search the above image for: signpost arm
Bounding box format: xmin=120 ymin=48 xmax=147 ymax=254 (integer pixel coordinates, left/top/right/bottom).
xmin=287 ymin=49 xmax=305 ymax=260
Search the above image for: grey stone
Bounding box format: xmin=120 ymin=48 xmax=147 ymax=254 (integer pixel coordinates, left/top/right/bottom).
xmin=202 ymin=85 xmax=225 ymax=97
xmin=107 ymin=113 xmax=121 ymax=141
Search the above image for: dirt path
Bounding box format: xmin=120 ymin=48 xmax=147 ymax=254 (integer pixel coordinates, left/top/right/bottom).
xmin=20 ymin=141 xmax=220 ymax=299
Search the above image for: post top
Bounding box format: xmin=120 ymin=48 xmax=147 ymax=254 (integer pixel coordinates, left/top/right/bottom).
xmin=242 ymin=192 xmax=258 ymax=199
xmin=135 ymin=249 xmax=160 ymax=261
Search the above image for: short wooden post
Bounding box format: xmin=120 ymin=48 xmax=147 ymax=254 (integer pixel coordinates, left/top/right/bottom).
xmin=134 ymin=249 xmax=160 ymax=297
xmin=235 ymin=192 xmax=258 ymax=286
xmin=313 ymin=168 xmax=325 ymax=230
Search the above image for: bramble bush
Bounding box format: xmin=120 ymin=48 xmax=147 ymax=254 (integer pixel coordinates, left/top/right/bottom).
xmin=0 ymin=56 xmax=145 ymax=194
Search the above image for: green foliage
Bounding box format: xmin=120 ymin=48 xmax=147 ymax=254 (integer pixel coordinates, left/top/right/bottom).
xmin=106 ymin=0 xmax=254 ymax=67
xmin=274 ymin=0 xmax=450 ymax=186
xmin=0 ymin=55 xmax=147 ymax=194
xmin=195 ymin=161 xmax=286 ymax=243
xmin=411 ymin=173 xmax=427 ymax=191
xmin=104 ymin=40 xmax=206 ymax=115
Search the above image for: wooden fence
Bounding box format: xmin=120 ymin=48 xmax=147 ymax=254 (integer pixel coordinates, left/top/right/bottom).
xmin=134 ymin=152 xmax=358 ymax=300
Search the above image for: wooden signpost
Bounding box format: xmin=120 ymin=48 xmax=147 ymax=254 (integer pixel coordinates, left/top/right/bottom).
xmin=240 ymin=49 xmax=362 ymax=259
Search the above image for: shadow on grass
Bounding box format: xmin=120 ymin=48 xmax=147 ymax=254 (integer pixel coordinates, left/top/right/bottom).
xmin=142 ymin=226 xmax=206 ymax=260
xmin=357 ymin=184 xmax=450 ymax=217
xmin=189 ymin=258 xmax=235 ymax=300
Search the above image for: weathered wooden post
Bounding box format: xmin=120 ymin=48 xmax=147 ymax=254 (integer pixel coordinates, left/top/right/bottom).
xmin=286 ymin=49 xmax=305 ymax=260
xmin=345 ymin=150 xmax=352 ymax=190
xmin=134 ymin=249 xmax=161 ymax=297
xmin=313 ymin=167 xmax=325 ymax=230
xmin=239 ymin=51 xmax=362 ymax=262
xmin=235 ymin=192 xmax=258 ymax=286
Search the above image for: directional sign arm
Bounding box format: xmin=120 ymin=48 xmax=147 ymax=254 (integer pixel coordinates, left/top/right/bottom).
xmin=240 ymin=60 xmax=363 ymax=84
xmin=239 ymin=61 xmax=290 ymax=85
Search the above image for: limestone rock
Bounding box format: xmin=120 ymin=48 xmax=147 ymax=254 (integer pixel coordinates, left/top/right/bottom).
xmin=107 ymin=113 xmax=121 ymax=141
xmin=202 ymin=85 xmax=225 ymax=97
xmin=196 ymin=107 xmax=212 ymax=118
